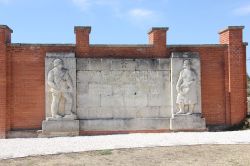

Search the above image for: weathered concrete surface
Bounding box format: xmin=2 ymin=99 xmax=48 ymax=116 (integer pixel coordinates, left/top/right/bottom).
xmin=42 ymin=56 xmax=206 ymax=134
xmin=77 ymin=106 xmax=172 ymax=119
xmin=170 ymin=52 xmax=206 ymax=131
xmin=7 ymin=130 xmax=38 ymax=138
xmin=43 ymin=53 xmax=78 ymax=137
xmin=80 ymin=118 xmax=170 ymax=131
xmin=77 ymin=58 xmax=171 ymax=130
xmin=76 ymin=58 xmax=171 ymax=115
xmin=170 ymin=114 xmax=206 ymax=131
xmin=45 ymin=52 xmax=77 ymax=118
xmin=171 ymin=52 xmax=202 ymax=115
xmin=40 ymin=120 xmax=79 ymax=137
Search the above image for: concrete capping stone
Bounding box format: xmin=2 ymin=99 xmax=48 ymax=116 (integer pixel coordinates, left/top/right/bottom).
xmin=76 ymin=58 xmax=171 ymax=71
xmin=148 ymin=27 xmax=169 ymax=34
xmin=167 ymin=44 xmax=227 ymax=48
xmin=171 ymin=52 xmax=199 ymax=58
xmin=218 ymin=26 xmax=245 ymax=34
xmin=0 ymin=24 xmax=13 ymax=33
xmin=8 ymin=43 xmax=229 ymax=48
xmin=46 ymin=52 xmax=75 ymax=58
xmin=9 ymin=43 xmax=75 ymax=47
xmin=74 ymin=26 xmax=91 ymax=33
xmin=90 ymin=44 xmax=153 ymax=47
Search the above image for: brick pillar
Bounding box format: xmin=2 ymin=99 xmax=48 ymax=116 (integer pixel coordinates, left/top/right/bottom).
xmin=219 ymin=26 xmax=247 ymax=125
xmin=0 ymin=25 xmax=12 ymax=138
xmin=74 ymin=26 xmax=91 ymax=57
xmin=148 ymin=27 xmax=168 ymax=57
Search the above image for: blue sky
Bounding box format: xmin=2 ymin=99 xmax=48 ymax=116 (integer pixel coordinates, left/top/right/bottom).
xmin=0 ymin=0 xmax=249 ymax=72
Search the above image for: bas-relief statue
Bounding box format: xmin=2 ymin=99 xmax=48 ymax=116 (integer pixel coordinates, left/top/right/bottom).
xmin=176 ymin=59 xmax=198 ymax=115
xmin=47 ymin=58 xmax=76 ymax=120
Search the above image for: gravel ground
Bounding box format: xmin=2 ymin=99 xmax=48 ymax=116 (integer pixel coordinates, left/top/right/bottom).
xmin=1 ymin=145 xmax=250 ymax=166
xmin=0 ymin=130 xmax=250 ymax=160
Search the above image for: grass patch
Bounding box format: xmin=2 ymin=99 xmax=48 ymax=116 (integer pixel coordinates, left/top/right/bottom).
xmin=98 ymin=149 xmax=113 ymax=155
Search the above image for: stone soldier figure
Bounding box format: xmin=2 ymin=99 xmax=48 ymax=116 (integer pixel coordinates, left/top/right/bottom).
xmin=176 ymin=59 xmax=198 ymax=114
xmin=47 ymin=58 xmax=76 ymax=119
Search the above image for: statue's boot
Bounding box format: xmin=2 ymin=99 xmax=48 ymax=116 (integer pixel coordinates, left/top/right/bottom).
xmin=47 ymin=114 xmax=62 ymax=120
xmin=176 ymin=110 xmax=185 ymax=114
xmin=64 ymin=113 xmax=77 ymax=120
xmin=53 ymin=114 xmax=62 ymax=119
xmin=186 ymin=112 xmax=193 ymax=115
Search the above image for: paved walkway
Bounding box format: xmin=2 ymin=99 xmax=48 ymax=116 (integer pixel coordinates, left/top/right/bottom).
xmin=1 ymin=130 xmax=250 ymax=159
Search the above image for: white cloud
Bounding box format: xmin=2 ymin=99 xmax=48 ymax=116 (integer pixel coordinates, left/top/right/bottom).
xmin=234 ymin=5 xmax=250 ymax=16
xmin=71 ymin=0 xmax=120 ymax=11
xmin=71 ymin=0 xmax=91 ymax=11
xmin=126 ymin=8 xmax=160 ymax=28
xmin=128 ymin=8 xmax=154 ymax=19
xmin=70 ymin=0 xmax=161 ymax=26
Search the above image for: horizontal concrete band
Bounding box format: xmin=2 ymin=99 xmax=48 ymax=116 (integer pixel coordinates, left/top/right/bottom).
xmin=79 ymin=118 xmax=170 ymax=131
xmin=79 ymin=129 xmax=170 ymax=135
xmin=79 ymin=128 xmax=208 ymax=135
xmin=76 ymin=58 xmax=170 ymax=71
xmin=8 ymin=43 xmax=228 ymax=47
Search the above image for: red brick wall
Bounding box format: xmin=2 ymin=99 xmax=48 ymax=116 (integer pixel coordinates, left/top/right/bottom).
xmin=219 ymin=27 xmax=247 ymax=125
xmin=167 ymin=46 xmax=228 ymax=125
xmin=7 ymin=45 xmax=74 ymax=130
xmin=7 ymin=44 xmax=231 ymax=130
xmin=0 ymin=31 xmax=7 ymax=138
xmin=0 ymin=26 xmax=12 ymax=138
xmin=75 ymin=26 xmax=91 ymax=57
xmin=0 ymin=26 xmax=247 ymax=137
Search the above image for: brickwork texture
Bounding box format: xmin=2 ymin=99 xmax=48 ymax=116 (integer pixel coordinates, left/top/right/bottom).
xmin=0 ymin=25 xmax=247 ymax=138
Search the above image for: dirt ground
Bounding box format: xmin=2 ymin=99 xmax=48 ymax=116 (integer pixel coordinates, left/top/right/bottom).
xmin=1 ymin=144 xmax=250 ymax=166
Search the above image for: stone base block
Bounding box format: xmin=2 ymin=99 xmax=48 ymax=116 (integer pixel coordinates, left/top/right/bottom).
xmin=170 ymin=114 xmax=206 ymax=131
xmin=80 ymin=118 xmax=170 ymax=131
xmin=39 ymin=120 xmax=79 ymax=137
xmin=7 ymin=130 xmax=38 ymax=138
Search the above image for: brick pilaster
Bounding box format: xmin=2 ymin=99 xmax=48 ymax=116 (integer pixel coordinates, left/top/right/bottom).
xmin=0 ymin=25 xmax=12 ymax=138
xmin=74 ymin=26 xmax=91 ymax=57
xmin=219 ymin=26 xmax=247 ymax=125
xmin=148 ymin=27 xmax=168 ymax=57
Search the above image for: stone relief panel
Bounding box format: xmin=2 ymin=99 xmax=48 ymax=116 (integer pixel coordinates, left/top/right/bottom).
xmin=76 ymin=58 xmax=172 ymax=120
xmin=45 ymin=53 xmax=77 ymax=120
xmin=171 ymin=52 xmax=202 ymax=116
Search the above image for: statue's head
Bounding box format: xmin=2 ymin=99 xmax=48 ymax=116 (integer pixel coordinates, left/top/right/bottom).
xmin=183 ymin=59 xmax=191 ymax=69
xmin=53 ymin=58 xmax=64 ymax=69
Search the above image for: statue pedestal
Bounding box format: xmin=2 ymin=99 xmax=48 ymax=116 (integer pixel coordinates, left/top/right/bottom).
xmin=39 ymin=119 xmax=79 ymax=137
xmin=170 ymin=114 xmax=206 ymax=131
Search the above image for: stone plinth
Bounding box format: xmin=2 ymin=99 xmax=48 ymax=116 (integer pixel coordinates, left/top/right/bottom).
xmin=40 ymin=120 xmax=79 ymax=137
xmin=170 ymin=114 xmax=206 ymax=131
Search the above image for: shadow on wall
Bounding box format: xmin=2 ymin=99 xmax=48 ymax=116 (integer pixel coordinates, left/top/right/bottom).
xmin=248 ymin=97 xmax=250 ymax=115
